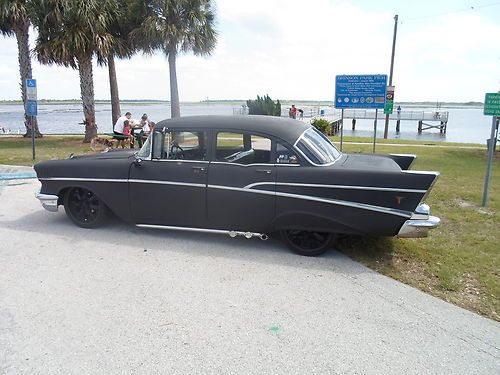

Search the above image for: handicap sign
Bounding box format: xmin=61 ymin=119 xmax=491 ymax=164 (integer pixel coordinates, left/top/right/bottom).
xmin=26 ymin=100 xmax=37 ymax=116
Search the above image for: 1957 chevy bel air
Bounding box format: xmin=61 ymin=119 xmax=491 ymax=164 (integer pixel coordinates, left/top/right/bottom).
xmin=35 ymin=115 xmax=440 ymax=256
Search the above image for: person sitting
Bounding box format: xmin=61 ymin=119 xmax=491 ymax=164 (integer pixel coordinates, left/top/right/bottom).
xmin=132 ymin=113 xmax=152 ymax=148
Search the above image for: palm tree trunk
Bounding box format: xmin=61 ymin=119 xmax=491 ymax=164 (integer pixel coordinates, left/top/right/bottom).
xmin=108 ymin=54 xmax=121 ymax=129
xmin=77 ymin=55 xmax=97 ymax=143
xmin=15 ymin=21 xmax=42 ymax=138
xmin=168 ymin=47 xmax=180 ymax=118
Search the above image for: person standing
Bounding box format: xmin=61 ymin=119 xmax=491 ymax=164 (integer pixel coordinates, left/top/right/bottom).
xmin=291 ymin=105 xmax=298 ymax=119
xmin=113 ymin=112 xmax=132 ymax=148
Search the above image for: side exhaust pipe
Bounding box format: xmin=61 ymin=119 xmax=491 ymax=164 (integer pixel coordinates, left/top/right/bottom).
xmin=228 ymin=230 xmax=268 ymax=240
xmin=136 ymin=224 xmax=269 ymax=241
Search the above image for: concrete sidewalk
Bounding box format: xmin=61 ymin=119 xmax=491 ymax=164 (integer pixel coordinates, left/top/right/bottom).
xmin=0 ymin=179 xmax=499 ymax=374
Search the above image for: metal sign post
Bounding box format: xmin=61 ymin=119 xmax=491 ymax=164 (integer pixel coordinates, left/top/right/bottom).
xmin=340 ymin=108 xmax=344 ymax=151
xmin=373 ymin=109 xmax=378 ymax=153
xmin=482 ymin=92 xmax=500 ymax=206
xmin=26 ymin=79 xmax=37 ymax=161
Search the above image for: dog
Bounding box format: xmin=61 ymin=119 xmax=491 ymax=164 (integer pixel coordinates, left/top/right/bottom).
xmin=90 ymin=136 xmax=115 ymax=152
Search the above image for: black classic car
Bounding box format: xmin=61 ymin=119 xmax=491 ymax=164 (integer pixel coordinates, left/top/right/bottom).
xmin=35 ymin=115 xmax=440 ymax=256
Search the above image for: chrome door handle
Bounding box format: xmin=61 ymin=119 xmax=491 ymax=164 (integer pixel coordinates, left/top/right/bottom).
xmin=192 ymin=166 xmax=205 ymax=172
xmin=256 ymin=169 xmax=272 ymax=174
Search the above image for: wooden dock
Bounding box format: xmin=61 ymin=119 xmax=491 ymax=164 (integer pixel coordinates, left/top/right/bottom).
xmin=324 ymin=110 xmax=449 ymax=135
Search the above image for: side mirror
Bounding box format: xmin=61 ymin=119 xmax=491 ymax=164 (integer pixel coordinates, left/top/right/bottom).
xmin=134 ymin=157 xmax=143 ymax=167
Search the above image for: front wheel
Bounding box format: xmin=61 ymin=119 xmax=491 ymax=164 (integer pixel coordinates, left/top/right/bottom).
xmin=63 ymin=187 xmax=107 ymax=228
xmin=280 ymin=230 xmax=337 ymax=256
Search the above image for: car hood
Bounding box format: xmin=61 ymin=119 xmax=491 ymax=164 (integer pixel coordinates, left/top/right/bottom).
xmin=340 ymin=153 xmax=401 ymax=172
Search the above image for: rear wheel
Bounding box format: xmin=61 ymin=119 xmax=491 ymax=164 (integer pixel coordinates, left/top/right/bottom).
xmin=280 ymin=230 xmax=337 ymax=256
xmin=63 ymin=187 xmax=107 ymax=228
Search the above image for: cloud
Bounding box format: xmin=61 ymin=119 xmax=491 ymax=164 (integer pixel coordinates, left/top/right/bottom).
xmin=0 ymin=1 xmax=499 ymax=101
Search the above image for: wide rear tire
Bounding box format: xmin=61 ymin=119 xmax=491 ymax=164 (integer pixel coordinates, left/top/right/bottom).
xmin=280 ymin=230 xmax=337 ymax=257
xmin=63 ymin=187 xmax=107 ymax=228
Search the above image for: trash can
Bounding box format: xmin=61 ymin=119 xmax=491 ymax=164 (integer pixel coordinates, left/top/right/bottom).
xmin=320 ymin=109 xmax=325 ymax=116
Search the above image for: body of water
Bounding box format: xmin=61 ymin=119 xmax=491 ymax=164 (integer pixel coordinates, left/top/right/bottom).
xmin=0 ymin=102 xmax=494 ymax=144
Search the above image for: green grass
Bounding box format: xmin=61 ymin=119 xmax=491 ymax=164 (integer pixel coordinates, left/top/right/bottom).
xmin=337 ymin=142 xmax=499 ymax=321
xmin=0 ymin=136 xmax=94 ymax=165
xmin=1 ymin=134 xmax=499 ymax=320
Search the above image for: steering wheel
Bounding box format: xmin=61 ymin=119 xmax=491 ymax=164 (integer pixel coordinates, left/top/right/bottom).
xmin=170 ymin=144 xmax=185 ymax=159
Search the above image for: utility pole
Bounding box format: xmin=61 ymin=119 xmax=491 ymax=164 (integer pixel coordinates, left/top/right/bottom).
xmin=383 ymin=14 xmax=399 ymax=139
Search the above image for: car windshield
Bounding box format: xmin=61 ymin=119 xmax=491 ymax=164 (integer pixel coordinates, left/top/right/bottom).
xmin=295 ymin=128 xmax=341 ymax=165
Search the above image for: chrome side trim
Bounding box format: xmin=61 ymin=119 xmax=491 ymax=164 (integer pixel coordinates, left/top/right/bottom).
xmin=152 ymin=159 xmax=210 ymax=164
xmin=35 ymin=192 xmax=59 ymax=212
xmin=129 ymin=179 xmax=205 ymax=188
xmin=208 ymin=184 xmax=275 ymax=196
xmin=207 ymin=184 xmax=411 ymax=218
xmin=244 ymin=181 xmax=427 ymax=194
xmin=402 ymin=170 xmax=440 ymax=176
xmin=39 ymin=177 xmax=128 ymax=183
xmin=211 ymin=161 xmax=273 ymax=167
xmin=397 ymin=215 xmax=440 ymax=238
xmin=137 ymin=224 xmax=266 ymax=239
xmin=274 ymin=191 xmax=411 ymax=218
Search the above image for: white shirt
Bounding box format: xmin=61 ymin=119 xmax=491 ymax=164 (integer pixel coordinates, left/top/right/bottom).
xmin=113 ymin=115 xmax=129 ymax=133
xmin=141 ymin=120 xmax=151 ymax=133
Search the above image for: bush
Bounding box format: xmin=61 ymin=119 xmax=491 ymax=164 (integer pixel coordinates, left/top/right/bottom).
xmin=246 ymin=95 xmax=281 ymax=116
xmin=311 ymin=118 xmax=332 ymax=134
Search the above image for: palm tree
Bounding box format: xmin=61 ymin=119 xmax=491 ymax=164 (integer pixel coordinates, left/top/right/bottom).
xmin=105 ymin=0 xmax=144 ymax=127
xmin=32 ymin=0 xmax=119 ymax=142
xmin=132 ymin=0 xmax=217 ymax=118
xmin=0 ymin=0 xmax=42 ymax=137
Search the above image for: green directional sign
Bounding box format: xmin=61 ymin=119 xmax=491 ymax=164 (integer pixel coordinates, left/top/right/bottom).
xmin=384 ymin=100 xmax=394 ymax=114
xmin=484 ymin=93 xmax=500 ymax=116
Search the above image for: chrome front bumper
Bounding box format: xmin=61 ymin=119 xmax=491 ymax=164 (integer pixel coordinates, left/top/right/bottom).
xmin=397 ymin=203 xmax=440 ymax=238
xmin=35 ymin=192 xmax=59 ymax=212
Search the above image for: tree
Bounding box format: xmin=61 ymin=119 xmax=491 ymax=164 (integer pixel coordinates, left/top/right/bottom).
xmin=131 ymin=0 xmax=217 ymax=118
xmin=247 ymin=95 xmax=281 ymax=116
xmin=0 ymin=0 xmax=42 ymax=138
xmin=105 ymin=0 xmax=145 ymax=127
xmin=32 ymin=0 xmax=119 ymax=142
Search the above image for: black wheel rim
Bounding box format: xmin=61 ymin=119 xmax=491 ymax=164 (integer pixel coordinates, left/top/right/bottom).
xmin=286 ymin=230 xmax=331 ymax=251
xmin=67 ymin=188 xmax=101 ymax=224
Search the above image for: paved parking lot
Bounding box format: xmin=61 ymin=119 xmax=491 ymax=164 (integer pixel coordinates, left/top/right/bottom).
xmin=1 ymin=174 xmax=499 ymax=374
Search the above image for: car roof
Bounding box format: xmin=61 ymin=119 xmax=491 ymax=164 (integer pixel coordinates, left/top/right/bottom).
xmin=156 ymin=115 xmax=312 ymax=145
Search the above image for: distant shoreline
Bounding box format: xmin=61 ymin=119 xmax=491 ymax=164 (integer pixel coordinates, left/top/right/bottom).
xmin=0 ymin=99 xmax=485 ymax=108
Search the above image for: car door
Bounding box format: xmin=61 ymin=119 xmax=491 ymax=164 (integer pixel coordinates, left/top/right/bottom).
xmin=207 ymin=131 xmax=275 ymax=232
xmin=129 ymin=129 xmax=208 ymax=227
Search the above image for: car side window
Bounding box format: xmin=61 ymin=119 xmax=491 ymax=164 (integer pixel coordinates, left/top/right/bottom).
xmin=276 ymin=142 xmax=300 ymax=165
xmin=160 ymin=131 xmax=207 ymax=161
xmin=216 ymin=132 xmax=271 ymax=164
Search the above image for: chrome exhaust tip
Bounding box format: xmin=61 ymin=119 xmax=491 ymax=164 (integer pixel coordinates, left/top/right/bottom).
xmin=260 ymin=234 xmax=269 ymax=241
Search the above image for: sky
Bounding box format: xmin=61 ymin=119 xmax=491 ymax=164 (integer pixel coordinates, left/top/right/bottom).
xmin=0 ymin=0 xmax=499 ymax=102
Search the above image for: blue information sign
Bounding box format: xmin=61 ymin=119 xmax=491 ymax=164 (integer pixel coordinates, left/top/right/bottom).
xmin=335 ymin=74 xmax=388 ymax=109
xmin=26 ymin=100 xmax=37 ymax=116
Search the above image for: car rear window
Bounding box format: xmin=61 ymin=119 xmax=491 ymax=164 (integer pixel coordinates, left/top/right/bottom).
xmin=295 ymin=128 xmax=341 ymax=165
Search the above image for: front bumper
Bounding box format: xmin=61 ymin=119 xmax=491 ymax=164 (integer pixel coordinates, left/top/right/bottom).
xmin=397 ymin=203 xmax=440 ymax=238
xmin=35 ymin=192 xmax=59 ymax=212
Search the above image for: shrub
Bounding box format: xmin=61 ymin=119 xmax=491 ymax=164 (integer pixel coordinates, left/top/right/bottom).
xmin=246 ymin=95 xmax=281 ymax=116
xmin=311 ymin=118 xmax=332 ymax=134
